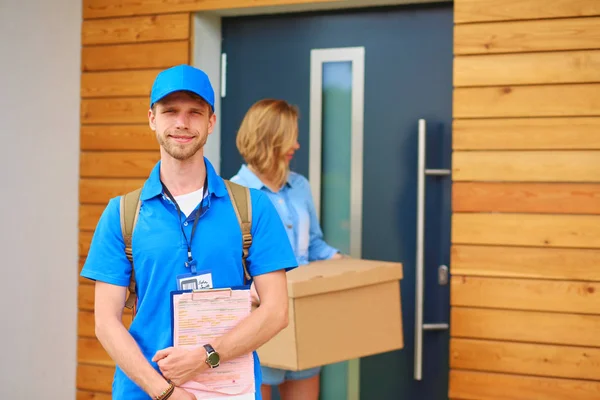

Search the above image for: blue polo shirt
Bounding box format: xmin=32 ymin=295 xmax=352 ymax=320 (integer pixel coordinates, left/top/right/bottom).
xmin=81 ymin=158 xmax=297 ymax=400
xmin=231 ymin=165 xmax=338 ymax=266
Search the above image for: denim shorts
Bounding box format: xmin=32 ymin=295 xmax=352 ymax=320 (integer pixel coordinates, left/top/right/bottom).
xmin=261 ymin=365 xmax=322 ymax=386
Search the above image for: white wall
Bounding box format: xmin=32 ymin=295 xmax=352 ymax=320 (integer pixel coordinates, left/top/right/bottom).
xmin=0 ymin=0 xmax=80 ymax=398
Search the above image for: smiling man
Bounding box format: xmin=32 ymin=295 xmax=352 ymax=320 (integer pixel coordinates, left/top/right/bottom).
xmin=81 ymin=65 xmax=297 ymax=400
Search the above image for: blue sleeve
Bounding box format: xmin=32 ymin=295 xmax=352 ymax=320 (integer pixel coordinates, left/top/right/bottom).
xmin=247 ymin=189 xmax=298 ymax=276
xmin=302 ymin=178 xmax=339 ymax=261
xmin=80 ymin=197 xmax=132 ymax=287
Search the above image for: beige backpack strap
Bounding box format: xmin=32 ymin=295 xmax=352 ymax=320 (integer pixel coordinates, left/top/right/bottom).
xmin=224 ymin=180 xmax=253 ymax=284
xmin=119 ymin=188 xmax=142 ymax=312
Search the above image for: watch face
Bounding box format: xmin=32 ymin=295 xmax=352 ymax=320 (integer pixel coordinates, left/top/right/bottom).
xmin=208 ymin=351 xmax=220 ymax=366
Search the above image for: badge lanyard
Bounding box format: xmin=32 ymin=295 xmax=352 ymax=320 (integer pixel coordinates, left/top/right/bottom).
xmin=161 ymin=177 xmax=208 ymax=274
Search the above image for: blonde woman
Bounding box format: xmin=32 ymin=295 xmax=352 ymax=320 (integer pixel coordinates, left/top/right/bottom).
xmin=231 ymin=99 xmax=342 ymax=400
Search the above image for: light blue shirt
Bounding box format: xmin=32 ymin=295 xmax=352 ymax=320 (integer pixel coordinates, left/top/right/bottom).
xmin=81 ymin=158 xmax=297 ymax=400
xmin=231 ymin=165 xmax=338 ymax=265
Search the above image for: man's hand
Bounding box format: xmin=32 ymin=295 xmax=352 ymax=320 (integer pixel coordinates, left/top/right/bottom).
xmin=170 ymin=387 xmax=196 ymax=400
xmin=152 ymin=347 xmax=207 ymax=386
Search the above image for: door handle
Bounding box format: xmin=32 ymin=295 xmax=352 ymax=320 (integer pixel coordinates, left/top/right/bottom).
xmin=414 ymin=119 xmax=451 ymax=381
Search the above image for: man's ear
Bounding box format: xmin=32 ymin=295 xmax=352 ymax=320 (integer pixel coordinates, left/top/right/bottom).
xmin=207 ymin=112 xmax=217 ymax=135
xmin=148 ymin=108 xmax=156 ymax=131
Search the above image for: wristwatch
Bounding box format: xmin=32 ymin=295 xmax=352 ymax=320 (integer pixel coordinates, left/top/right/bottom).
xmin=203 ymin=344 xmax=220 ymax=368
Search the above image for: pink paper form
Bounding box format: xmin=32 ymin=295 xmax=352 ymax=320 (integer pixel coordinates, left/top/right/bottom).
xmin=172 ymin=289 xmax=255 ymax=399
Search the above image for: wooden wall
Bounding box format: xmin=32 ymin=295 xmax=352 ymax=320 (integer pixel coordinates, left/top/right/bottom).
xmin=78 ymin=0 xmax=600 ymax=399
xmin=449 ymin=1 xmax=600 ymax=399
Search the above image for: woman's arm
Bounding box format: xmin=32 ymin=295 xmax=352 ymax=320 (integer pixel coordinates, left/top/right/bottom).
xmin=304 ymin=180 xmax=340 ymax=261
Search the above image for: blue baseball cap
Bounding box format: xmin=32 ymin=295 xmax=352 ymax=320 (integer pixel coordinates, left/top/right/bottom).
xmin=150 ymin=64 xmax=215 ymax=111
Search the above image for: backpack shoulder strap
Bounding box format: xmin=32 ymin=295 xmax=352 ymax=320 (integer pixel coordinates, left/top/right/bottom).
xmin=119 ymin=188 xmax=142 ymax=311
xmin=224 ymin=180 xmax=253 ymax=283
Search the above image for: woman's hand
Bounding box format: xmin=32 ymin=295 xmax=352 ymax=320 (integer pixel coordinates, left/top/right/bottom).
xmin=331 ymin=252 xmax=348 ymax=259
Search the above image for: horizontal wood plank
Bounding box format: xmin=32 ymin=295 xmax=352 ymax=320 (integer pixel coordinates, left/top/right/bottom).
xmin=450 ymin=338 xmax=600 ymax=380
xmin=80 ymin=276 xmax=93 ymax=285
xmin=455 ymin=17 xmax=600 ymax=55
xmin=452 ymin=213 xmax=600 ymax=248
xmin=451 ymin=276 xmax=600 ymax=314
xmin=80 ymin=231 xmax=93 ymax=256
xmin=79 ymin=257 xmax=88 ymax=284
xmin=452 ymin=182 xmax=600 ymax=214
xmin=453 ymin=117 xmax=600 ymax=150
xmin=77 ymin=390 xmax=112 ymax=400
xmin=78 ymin=337 xmax=114 ymax=367
xmin=81 ymin=124 xmax=157 ymax=150
xmin=82 ymin=41 xmax=188 ymax=71
xmin=454 ymin=50 xmax=600 ymax=87
xmin=80 ymin=178 xmax=146 ymax=204
xmin=451 ymin=245 xmax=600 ymax=281
xmin=80 ymin=205 xmax=106 ymax=231
xmin=452 ymin=151 xmax=600 ymax=182
xmin=82 ymin=13 xmax=189 ymax=45
xmin=455 ymin=0 xmax=600 ymax=23
xmin=80 ymin=151 xmax=159 ymax=178
xmin=449 ymin=369 xmax=600 ymax=400
xmin=78 ymin=311 xmax=96 ymax=337
xmin=451 ymin=307 xmax=600 ymax=347
xmin=77 ymin=364 xmax=114 ymax=392
xmin=81 ymin=98 xmax=149 ymax=124
xmin=83 ymin=0 xmax=343 ymax=19
xmin=454 ymin=84 xmax=600 ymax=118
xmin=79 ymin=284 xmax=95 ymax=311
xmin=81 ymin=70 xmax=159 ymax=98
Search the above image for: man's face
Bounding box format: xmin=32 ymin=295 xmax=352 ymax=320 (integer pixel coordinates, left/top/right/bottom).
xmin=148 ymin=91 xmax=216 ymax=161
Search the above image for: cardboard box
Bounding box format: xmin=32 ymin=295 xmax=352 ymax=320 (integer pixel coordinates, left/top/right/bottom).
xmin=257 ymin=258 xmax=404 ymax=371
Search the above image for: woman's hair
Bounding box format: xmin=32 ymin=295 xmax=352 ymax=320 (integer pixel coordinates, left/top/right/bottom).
xmin=236 ymin=99 xmax=299 ymax=188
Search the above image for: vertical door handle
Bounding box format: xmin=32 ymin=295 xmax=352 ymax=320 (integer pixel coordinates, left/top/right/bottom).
xmin=414 ymin=119 xmax=451 ymax=381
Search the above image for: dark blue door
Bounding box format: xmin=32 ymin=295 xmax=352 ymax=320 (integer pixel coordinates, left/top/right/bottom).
xmin=220 ymin=4 xmax=453 ymax=399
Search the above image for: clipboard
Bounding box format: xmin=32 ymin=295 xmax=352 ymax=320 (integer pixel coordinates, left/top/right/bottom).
xmin=170 ymin=286 xmax=255 ymax=399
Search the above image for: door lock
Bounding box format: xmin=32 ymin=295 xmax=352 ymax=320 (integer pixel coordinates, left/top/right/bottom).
xmin=438 ymin=265 xmax=449 ymax=285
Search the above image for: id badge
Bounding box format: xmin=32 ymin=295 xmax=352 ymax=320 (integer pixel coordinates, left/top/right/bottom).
xmin=177 ymin=270 xmax=213 ymax=291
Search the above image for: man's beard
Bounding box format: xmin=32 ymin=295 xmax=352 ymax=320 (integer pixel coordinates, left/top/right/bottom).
xmin=157 ymin=130 xmax=207 ymax=161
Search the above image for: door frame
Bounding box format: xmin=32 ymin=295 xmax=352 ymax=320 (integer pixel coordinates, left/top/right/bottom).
xmin=308 ymin=46 xmax=365 ymax=258
xmin=306 ymin=46 xmax=366 ymax=400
